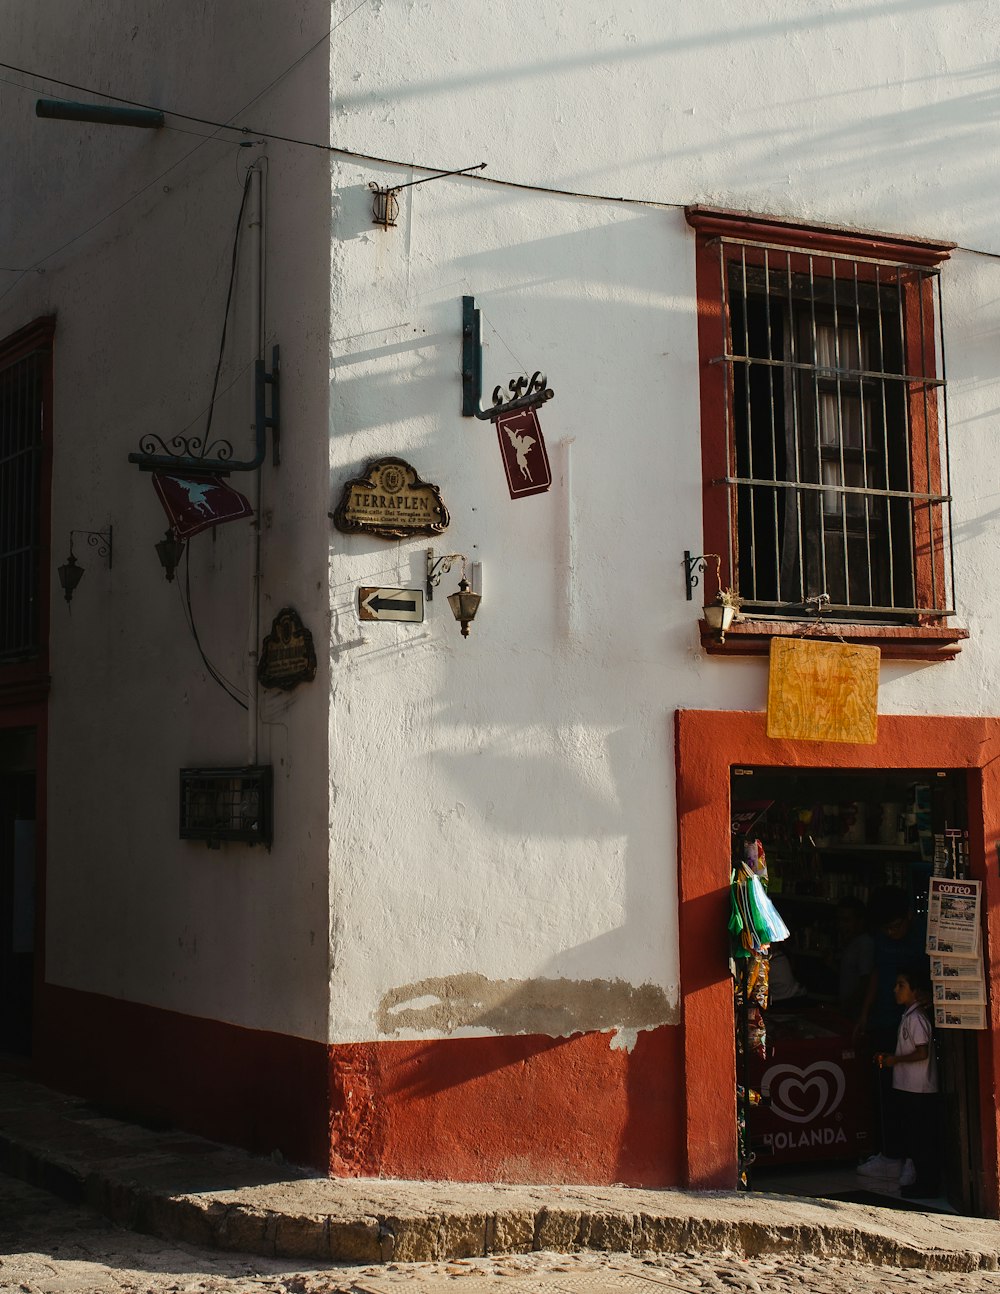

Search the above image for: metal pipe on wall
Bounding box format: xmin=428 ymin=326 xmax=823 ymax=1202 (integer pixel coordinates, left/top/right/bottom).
xmin=247 ymin=160 xmax=266 ymax=766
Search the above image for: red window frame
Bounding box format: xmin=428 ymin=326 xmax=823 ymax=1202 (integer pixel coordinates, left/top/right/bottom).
xmin=686 ymin=207 xmax=966 ymax=661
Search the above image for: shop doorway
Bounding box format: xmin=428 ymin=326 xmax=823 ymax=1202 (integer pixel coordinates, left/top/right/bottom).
xmin=731 ymin=765 xmax=983 ymax=1216
xmin=0 ymin=728 xmax=37 ymax=1058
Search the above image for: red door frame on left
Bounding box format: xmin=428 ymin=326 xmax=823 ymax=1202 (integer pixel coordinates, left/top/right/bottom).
xmin=0 ymin=706 xmax=47 ymax=1065
xmin=0 ymin=316 xmax=55 ymax=1068
xmin=675 ymin=708 xmax=1000 ymax=1218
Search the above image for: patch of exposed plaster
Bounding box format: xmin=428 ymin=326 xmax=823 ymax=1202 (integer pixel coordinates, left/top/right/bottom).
xmin=609 ymin=1026 xmax=640 ymax=1052
xmin=386 ymin=993 xmax=442 ymax=1016
xmin=376 ymin=973 xmax=678 ymax=1038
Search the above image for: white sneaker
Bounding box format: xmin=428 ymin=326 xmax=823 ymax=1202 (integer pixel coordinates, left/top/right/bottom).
xmin=899 ymin=1159 xmax=917 ymax=1187
xmin=857 ymin=1153 xmax=904 ymax=1178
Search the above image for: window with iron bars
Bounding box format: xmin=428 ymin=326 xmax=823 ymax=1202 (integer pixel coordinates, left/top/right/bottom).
xmin=687 ymin=208 xmax=961 ymax=653
xmin=0 ymin=333 xmax=50 ymax=664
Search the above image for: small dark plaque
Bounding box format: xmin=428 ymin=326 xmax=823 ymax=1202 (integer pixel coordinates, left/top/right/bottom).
xmin=330 ymin=456 xmax=450 ymax=540
xmin=258 ymin=607 xmax=316 ymax=691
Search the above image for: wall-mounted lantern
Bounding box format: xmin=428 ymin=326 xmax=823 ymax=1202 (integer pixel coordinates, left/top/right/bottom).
xmin=427 ymin=549 xmax=482 ymax=639
xmin=683 ymin=551 xmax=742 ymax=644
xmin=57 ymin=527 xmax=113 ymax=606
xmin=369 ymin=164 xmax=487 ymax=231
xmin=155 ymin=529 xmax=185 ymax=583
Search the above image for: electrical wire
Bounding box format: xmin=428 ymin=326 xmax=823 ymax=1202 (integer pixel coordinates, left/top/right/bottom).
xmin=167 ymin=171 xmax=258 ymax=713
xmin=203 ymin=169 xmax=254 ymax=446
xmin=0 ymin=56 xmax=683 ymax=212
xmin=231 ymin=0 xmax=373 ymax=122
xmin=181 ymin=546 xmax=249 ymax=710
xmin=5 ymin=35 xmax=1000 ymax=280
xmin=479 ymin=306 xmax=530 ymax=377
xmin=0 ymin=128 xmax=241 ymax=306
xmin=169 ymin=349 xmax=265 ymax=449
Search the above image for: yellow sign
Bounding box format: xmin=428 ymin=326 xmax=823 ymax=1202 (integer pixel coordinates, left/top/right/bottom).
xmin=767 ymin=638 xmax=880 ymax=744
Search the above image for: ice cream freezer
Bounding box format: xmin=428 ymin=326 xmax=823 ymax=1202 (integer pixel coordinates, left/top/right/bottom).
xmin=748 ymin=1007 xmax=874 ymax=1166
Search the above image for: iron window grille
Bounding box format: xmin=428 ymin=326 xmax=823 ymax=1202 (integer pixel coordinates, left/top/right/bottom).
xmin=707 ymin=235 xmax=954 ymax=622
xmin=179 ymin=766 xmax=272 ymax=847
xmin=0 ymin=349 xmax=46 ymax=661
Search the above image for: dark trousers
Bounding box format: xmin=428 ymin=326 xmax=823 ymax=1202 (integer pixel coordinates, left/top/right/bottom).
xmin=890 ymin=1088 xmax=942 ymax=1194
xmin=871 ymin=1029 xmax=901 ymax=1157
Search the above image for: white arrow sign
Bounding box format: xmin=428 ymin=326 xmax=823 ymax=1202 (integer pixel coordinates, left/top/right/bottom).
xmin=358 ymin=587 xmax=425 ymax=622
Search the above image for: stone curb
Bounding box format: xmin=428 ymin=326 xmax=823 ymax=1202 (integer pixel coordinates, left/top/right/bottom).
xmin=2 ymin=1123 xmax=999 ymax=1274
xmin=3 ymin=1082 xmax=1000 ymax=1274
xmin=155 ymin=1198 xmax=1000 ymax=1271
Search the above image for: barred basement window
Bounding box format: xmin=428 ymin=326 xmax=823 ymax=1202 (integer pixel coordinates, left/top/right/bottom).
xmin=0 ymin=334 xmax=50 ymax=662
xmin=687 ymin=208 xmax=958 ymax=637
xmin=179 ymin=766 xmax=273 ymax=847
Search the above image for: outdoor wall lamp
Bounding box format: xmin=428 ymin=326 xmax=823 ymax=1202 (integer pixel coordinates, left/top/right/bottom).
xmin=704 ymin=588 xmax=743 ymax=644
xmin=57 ymin=527 xmax=113 ymax=606
xmin=369 ymin=164 xmax=486 ymax=231
xmin=426 ymin=548 xmax=482 ymax=639
xmin=683 ymin=551 xmax=742 ymax=643
xmin=155 ymin=529 xmax=185 ymax=583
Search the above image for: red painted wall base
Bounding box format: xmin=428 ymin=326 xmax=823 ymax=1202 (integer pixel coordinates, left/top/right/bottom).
xmin=31 ymin=984 xmax=683 ymax=1186
xmin=34 ymin=984 xmax=331 ymax=1170
xmin=328 ymin=1026 xmax=682 ymax=1186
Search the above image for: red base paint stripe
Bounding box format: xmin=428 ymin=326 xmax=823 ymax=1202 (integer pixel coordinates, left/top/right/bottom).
xmin=30 ymin=986 xmax=682 ymax=1186
xmin=33 ymin=984 xmax=330 ymax=1170
xmin=329 ymin=1026 xmax=682 ymax=1187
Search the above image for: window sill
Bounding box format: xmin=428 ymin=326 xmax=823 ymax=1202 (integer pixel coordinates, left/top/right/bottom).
xmin=699 ymin=617 xmax=968 ymax=661
xmin=0 ymin=661 xmax=51 ymax=706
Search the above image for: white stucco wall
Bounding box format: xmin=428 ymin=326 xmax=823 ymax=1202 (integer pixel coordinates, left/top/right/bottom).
xmin=325 ymin=0 xmax=1000 ymax=1044
xmin=1 ymin=2 xmax=335 ymax=1037
xmin=5 ymin=0 xmax=1000 ymax=1052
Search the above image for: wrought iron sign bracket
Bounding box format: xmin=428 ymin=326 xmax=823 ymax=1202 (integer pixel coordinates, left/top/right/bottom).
xmin=127 ymin=345 xmax=280 ymax=475
xmin=461 ymin=296 xmax=553 ymax=421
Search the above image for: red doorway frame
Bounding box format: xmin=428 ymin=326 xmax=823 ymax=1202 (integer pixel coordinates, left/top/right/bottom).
xmin=675 ymin=708 xmax=1000 ymax=1217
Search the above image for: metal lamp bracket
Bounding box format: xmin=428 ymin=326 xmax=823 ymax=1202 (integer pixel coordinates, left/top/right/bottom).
xmin=127 ymin=345 xmax=280 ymax=476
xmin=461 ymin=296 xmax=554 ymax=421
xmin=372 ymin=164 xmax=487 ymax=232
xmin=426 ymin=548 xmax=467 ymax=601
xmin=683 ymin=551 xmax=722 ymax=601
xmin=70 ymin=526 xmax=113 ymax=566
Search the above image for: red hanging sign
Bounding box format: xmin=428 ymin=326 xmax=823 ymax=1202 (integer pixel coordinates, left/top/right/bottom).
xmin=152 ymin=472 xmax=254 ymax=539
xmin=494 ymin=408 xmax=552 ymax=499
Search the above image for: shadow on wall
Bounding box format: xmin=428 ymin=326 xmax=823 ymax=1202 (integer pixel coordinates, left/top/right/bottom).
xmin=358 ymin=713 xmax=686 ymax=1184
xmin=333 ymin=0 xmax=960 ymax=113
xmin=331 ymin=2 xmax=998 ymax=243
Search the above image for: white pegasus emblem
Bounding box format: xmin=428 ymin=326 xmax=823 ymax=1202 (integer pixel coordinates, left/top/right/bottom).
xmin=173 ymin=478 xmax=217 ymax=516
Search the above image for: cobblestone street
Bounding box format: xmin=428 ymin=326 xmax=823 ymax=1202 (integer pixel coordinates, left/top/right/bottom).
xmin=4 ymin=1174 xmax=1000 ymax=1294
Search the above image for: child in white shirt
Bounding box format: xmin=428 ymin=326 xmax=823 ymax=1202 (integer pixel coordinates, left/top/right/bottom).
xmin=875 ymin=964 xmax=940 ymax=1198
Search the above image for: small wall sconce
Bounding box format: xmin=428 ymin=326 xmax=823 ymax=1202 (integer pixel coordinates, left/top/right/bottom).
xmin=369 ymin=183 xmax=400 ymax=230
xmin=155 ymin=529 xmax=185 ymax=583
xmin=57 ymin=527 xmax=113 ymax=606
xmin=370 ymin=163 xmax=487 ymax=231
xmin=683 ymin=551 xmax=742 ymax=643
xmin=426 ymin=548 xmax=482 ymax=638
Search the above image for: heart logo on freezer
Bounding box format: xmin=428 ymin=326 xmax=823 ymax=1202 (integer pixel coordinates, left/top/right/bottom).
xmin=762 ymin=1060 xmax=846 ymax=1124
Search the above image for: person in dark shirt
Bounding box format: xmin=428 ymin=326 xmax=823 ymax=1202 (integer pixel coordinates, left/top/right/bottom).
xmin=837 ymin=896 xmax=875 ymax=1015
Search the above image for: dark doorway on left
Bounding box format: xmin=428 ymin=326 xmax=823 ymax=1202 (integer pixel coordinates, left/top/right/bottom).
xmin=0 ymin=728 xmax=36 ymax=1058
